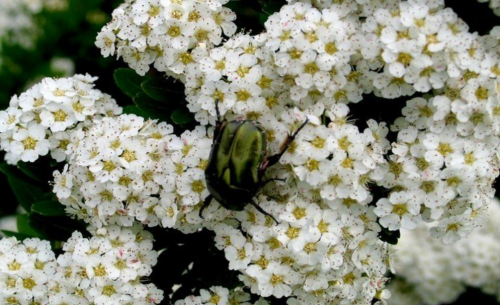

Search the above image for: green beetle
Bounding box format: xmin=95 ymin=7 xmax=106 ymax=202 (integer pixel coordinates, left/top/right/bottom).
xmin=200 ymin=103 xmax=308 ymax=223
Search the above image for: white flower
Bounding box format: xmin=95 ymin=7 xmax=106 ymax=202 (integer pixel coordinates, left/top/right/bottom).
xmin=10 ymin=124 xmax=50 ymax=162
xmin=374 ymin=191 xmax=422 ymax=230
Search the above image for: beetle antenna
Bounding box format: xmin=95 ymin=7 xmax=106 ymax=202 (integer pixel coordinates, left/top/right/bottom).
xmin=250 ymin=200 xmax=279 ymax=225
xmin=264 ymin=118 xmax=309 ymax=168
xmin=199 ymin=195 xmax=213 ymax=219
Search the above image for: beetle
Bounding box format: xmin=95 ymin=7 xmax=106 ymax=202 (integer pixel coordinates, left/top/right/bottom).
xmin=199 ymin=101 xmax=308 ymax=223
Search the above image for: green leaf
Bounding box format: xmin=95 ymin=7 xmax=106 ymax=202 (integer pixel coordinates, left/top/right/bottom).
xmin=133 ymin=92 xmax=174 ymax=122
xmin=17 ymin=157 xmax=56 ymax=183
xmin=123 ymin=105 xmax=149 ymax=117
xmin=17 ymin=214 xmax=45 ymax=238
xmin=31 ymin=200 xmax=66 ymax=216
xmin=0 ymin=163 xmax=47 ymax=211
xmin=171 ymin=108 xmax=195 ymax=125
xmin=28 ymin=213 xmax=87 ymax=241
xmin=141 ymin=77 xmax=185 ymax=105
xmin=262 ymin=1 xmax=284 ymax=15
xmin=114 ymin=68 xmax=150 ymax=98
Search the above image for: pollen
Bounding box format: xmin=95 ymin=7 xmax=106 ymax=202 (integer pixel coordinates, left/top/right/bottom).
xmin=470 ymin=112 xmax=484 ymax=125
xmin=324 ymin=42 xmax=338 ymax=55
xmin=341 ymin=157 xmax=353 ymax=169
xmin=304 ymin=242 xmax=317 ymax=254
xmin=72 ymin=102 xmax=84 ymax=113
xmin=464 ymin=152 xmax=476 ymax=165
xmin=22 ymin=137 xmax=37 ymax=150
xmin=397 ymin=52 xmax=413 ymax=66
xmin=171 ymin=10 xmax=183 ymax=19
xmin=114 ymin=259 xmax=127 ymax=270
xmin=292 ymin=207 xmax=306 ymax=219
xmin=237 ymin=248 xmax=247 ymax=260
xmin=99 ymin=190 xmax=114 ymax=201
xmin=94 ymin=265 xmax=107 ymax=278
xmin=210 ymin=295 xmax=221 ymax=304
xmin=53 ymin=89 xmax=65 ymax=97
xmin=191 ymin=180 xmax=205 ymax=193
xmin=257 ymin=75 xmax=272 ymax=89
xmin=214 ymin=60 xmax=226 ymax=71
xmin=304 ymin=62 xmax=319 ymax=74
xmin=236 ymin=90 xmax=251 ymax=101
xmin=102 ymin=285 xmax=116 ymax=297
xmin=167 ymin=26 xmax=181 ymax=37
xmin=8 ymin=261 xmax=21 ymax=271
xmin=188 ymin=11 xmax=201 ymax=22
xmin=195 ymin=29 xmax=208 ymax=42
xmin=311 ymin=137 xmax=325 ymax=148
xmin=421 ymin=181 xmax=435 ymax=193
xmin=121 ymin=150 xmax=137 ymax=162
xmin=270 ymin=274 xmax=284 ymax=286
xmin=343 ymin=272 xmax=356 ymax=285
xmin=325 ymin=176 xmax=341 ymax=188
xmin=475 ymin=87 xmax=489 ymax=100
xmin=286 ymin=227 xmax=300 ymax=239
xmin=148 ymin=6 xmax=160 ymax=17
xmin=306 ymin=159 xmax=319 ymax=171
xmin=447 ymin=223 xmax=460 ymax=232
xmin=392 ymin=204 xmax=407 ymax=216
xmin=415 ymin=157 xmax=429 ymax=171
xmin=447 ymin=177 xmax=461 ymax=187
xmin=437 ymin=143 xmax=453 ymax=156
xmin=236 ymin=66 xmax=250 ymax=77
xmin=289 ymin=49 xmax=302 ymax=59
xmin=318 ymin=220 xmax=329 ymax=233
xmin=268 ymin=237 xmax=281 ymax=249
xmin=338 ymin=136 xmax=350 ymax=150
xmin=103 ymin=160 xmax=116 ymax=172
xmin=418 ymin=105 xmax=433 ymax=117
xmin=179 ymin=52 xmax=193 ymax=65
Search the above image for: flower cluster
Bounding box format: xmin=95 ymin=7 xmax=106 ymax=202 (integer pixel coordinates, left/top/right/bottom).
xmin=478 ymin=0 xmax=500 ymax=16
xmin=179 ymin=0 xmax=500 ymax=242
xmin=95 ymin=0 xmax=236 ymax=76
xmin=54 ymin=114 xmax=213 ymax=230
xmin=174 ymin=286 xmax=270 ymax=305
xmin=0 ymin=224 xmax=163 ymax=305
xmin=52 ymin=109 xmax=393 ymax=304
xmin=387 ymin=198 xmax=500 ymax=305
xmin=0 ymin=74 xmax=122 ymax=164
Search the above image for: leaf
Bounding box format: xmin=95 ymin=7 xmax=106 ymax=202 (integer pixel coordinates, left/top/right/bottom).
xmin=141 ymin=77 xmax=185 ymax=104
xmin=0 ymin=163 xmax=47 ymax=211
xmin=28 ymin=213 xmax=87 ymax=241
xmin=17 ymin=214 xmax=45 ymax=238
xmin=114 ymin=68 xmax=150 ymax=98
xmin=123 ymin=105 xmax=149 ymax=117
xmin=31 ymin=200 xmax=66 ymax=216
xmin=262 ymin=1 xmax=284 ymax=15
xmin=17 ymin=157 xmax=56 ymax=183
xmin=171 ymin=108 xmax=195 ymax=125
xmin=133 ymin=92 xmax=174 ymax=122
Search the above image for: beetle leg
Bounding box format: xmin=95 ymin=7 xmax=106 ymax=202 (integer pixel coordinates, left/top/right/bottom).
xmin=262 ymin=177 xmax=287 ymax=186
xmin=199 ymin=195 xmax=213 ymax=219
xmin=265 ymin=118 xmax=309 ymax=168
xmin=250 ymin=200 xmax=279 ymax=225
xmin=212 ymin=100 xmax=223 ymax=142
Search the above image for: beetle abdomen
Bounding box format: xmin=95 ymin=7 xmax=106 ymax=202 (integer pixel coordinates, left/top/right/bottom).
xmin=205 ymin=120 xmax=267 ymax=210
